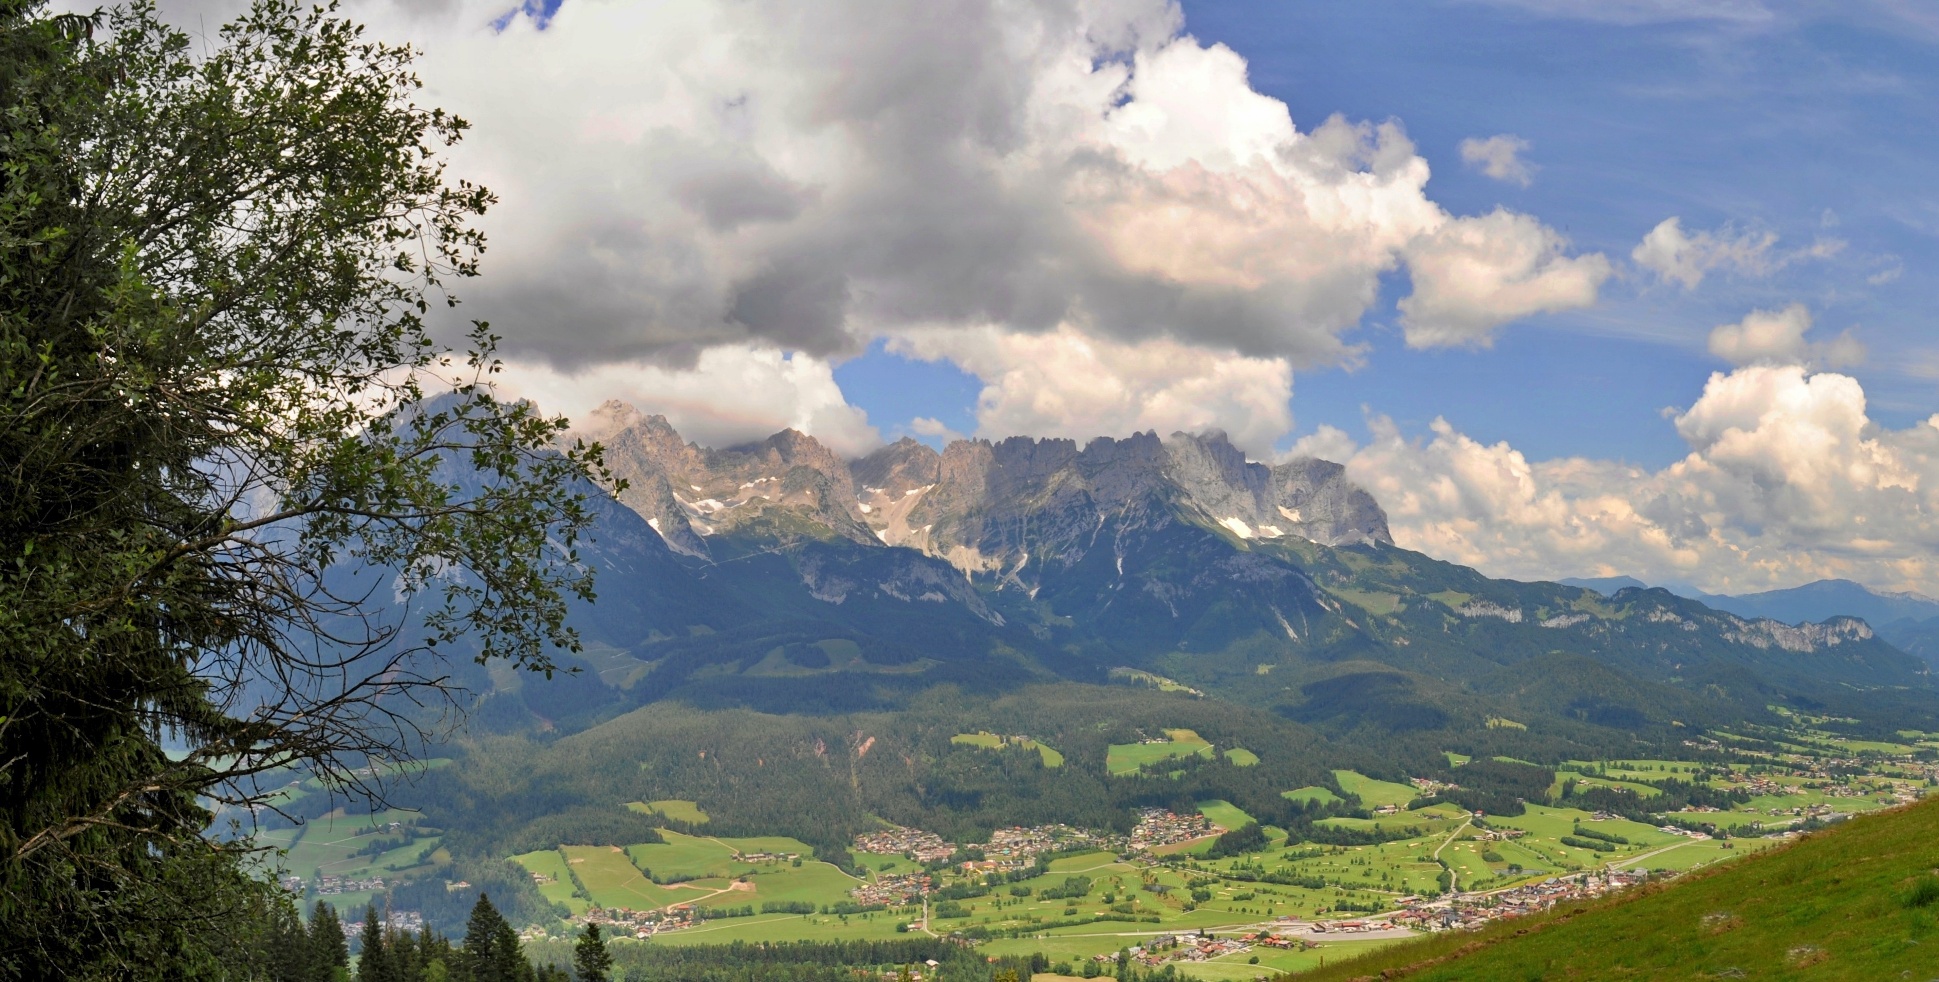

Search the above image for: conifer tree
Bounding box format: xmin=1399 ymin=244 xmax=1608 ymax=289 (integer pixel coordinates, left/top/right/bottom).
xmin=266 ymin=902 xmax=312 ymax=982
xmin=386 ymin=925 xmax=420 ymax=982
xmin=571 ymin=923 xmax=613 ymax=982
xmin=312 ymin=903 xmax=351 ymax=981
xmin=357 ymin=905 xmax=392 ymax=982
xmin=496 ymin=915 xmax=536 ymax=982
xmin=462 ymin=893 xmax=531 ymax=982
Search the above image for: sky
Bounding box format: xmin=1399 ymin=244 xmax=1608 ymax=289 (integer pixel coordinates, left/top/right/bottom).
xmin=128 ymin=0 xmax=1939 ymax=596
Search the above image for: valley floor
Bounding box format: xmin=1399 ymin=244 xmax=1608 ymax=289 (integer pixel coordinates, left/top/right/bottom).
xmin=267 ymin=712 xmax=1938 ymax=980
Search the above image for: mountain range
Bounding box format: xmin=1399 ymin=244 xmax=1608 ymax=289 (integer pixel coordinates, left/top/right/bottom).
xmin=1562 ymin=576 xmax=1939 ymax=668
xmin=425 ymin=404 xmax=1936 ymax=741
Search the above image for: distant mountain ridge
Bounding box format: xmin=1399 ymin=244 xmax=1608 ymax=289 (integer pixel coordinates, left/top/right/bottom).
xmin=1563 ymin=575 xmax=1939 ymax=668
xmin=575 ymin=401 xmax=1392 ymax=571
xmin=439 ymin=404 xmax=1934 ymax=744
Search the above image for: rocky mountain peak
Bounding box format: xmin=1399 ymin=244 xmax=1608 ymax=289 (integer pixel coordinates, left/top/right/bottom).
xmin=582 ymin=410 xmax=1390 ymax=568
xmin=1156 ymin=430 xmax=1391 ymax=547
xmin=572 ymin=405 xmax=872 ymax=557
xmin=851 ymin=438 xmax=942 ymax=498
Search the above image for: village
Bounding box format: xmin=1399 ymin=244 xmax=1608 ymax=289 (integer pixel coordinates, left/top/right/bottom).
xmin=464 ymin=720 xmax=1938 ymax=980
xmin=1128 ymin=809 xmax=1221 ymax=852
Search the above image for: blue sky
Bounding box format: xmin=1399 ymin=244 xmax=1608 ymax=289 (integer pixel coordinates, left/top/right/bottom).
xmin=837 ymin=0 xmax=1936 ymax=467
xmin=272 ymin=0 xmax=1939 ymax=592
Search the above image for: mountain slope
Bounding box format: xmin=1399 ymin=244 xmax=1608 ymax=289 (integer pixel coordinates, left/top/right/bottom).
xmin=1298 ymin=798 xmax=1939 ymax=981
xmin=1570 ymin=575 xmax=1939 ymax=672
xmin=1693 ymin=578 xmax=1939 ymax=627
xmin=409 ymin=408 xmax=1936 ymax=741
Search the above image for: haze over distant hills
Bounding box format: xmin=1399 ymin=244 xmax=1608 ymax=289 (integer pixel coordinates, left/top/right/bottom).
xmin=285 ymin=403 xmax=1939 ymax=939
xmin=390 ymin=402 xmax=1936 ymax=743
xmin=1563 ymin=575 xmax=1939 ymax=667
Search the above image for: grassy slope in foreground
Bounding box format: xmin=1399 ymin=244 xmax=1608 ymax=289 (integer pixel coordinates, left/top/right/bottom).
xmin=1295 ymin=798 xmax=1939 ymax=981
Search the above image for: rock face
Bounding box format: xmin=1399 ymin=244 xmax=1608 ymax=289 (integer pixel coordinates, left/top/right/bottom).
xmin=1161 ymin=432 xmax=1391 ymax=547
xmin=577 ymin=403 xmax=873 ymax=557
xmin=583 ymin=407 xmax=1392 ymax=572
xmin=529 ymin=404 xmax=1932 ymax=725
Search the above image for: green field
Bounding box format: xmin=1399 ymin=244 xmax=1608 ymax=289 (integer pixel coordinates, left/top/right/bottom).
xmin=1562 ymin=774 xmax=1664 ymax=798
xmin=1106 ymin=728 xmax=1215 ymax=776
xmin=716 ymin=834 xmax=818 ymax=857
xmin=1196 ymin=800 xmax=1256 ymax=831
xmin=648 ymin=909 xmax=909 ymax=945
xmin=1222 ymin=747 xmax=1260 ymax=767
xmin=511 ymin=849 xmax=590 ymax=916
xmin=490 ymin=730 xmax=1917 ymax=977
xmin=1283 ymin=785 xmax=1343 ymax=806
xmin=626 ymin=799 xmax=710 ymax=824
xmin=1044 ymin=850 xmax=1123 ymax=873
xmin=491 ymin=781 xmax=1860 ymax=979
xmin=257 ymin=807 xmax=442 ymax=906
xmin=1332 ymin=770 xmax=1419 ymax=809
xmin=625 ymin=831 xmax=744 ymax=881
xmin=1299 ymin=799 xmax=1939 ymax=981
xmin=951 ymin=731 xmax=1065 ymax=767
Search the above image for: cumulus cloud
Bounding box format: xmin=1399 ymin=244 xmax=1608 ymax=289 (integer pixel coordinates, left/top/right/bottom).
xmin=1632 ymin=217 xmax=1779 ymax=289
xmin=1286 ymin=424 xmax=1360 ymax=463
xmin=272 ymin=0 xmax=1600 ymax=373
xmin=1706 ymin=303 xmax=1863 ymax=369
xmin=909 ymin=417 xmax=967 ymax=444
xmin=1458 ymin=134 xmax=1535 ymax=187
xmin=889 ymin=325 xmax=1294 ymax=457
xmin=1341 ymin=363 xmax=1939 ymax=594
xmin=499 ymin=347 xmax=880 ymax=458
xmin=131 ymin=0 xmax=1610 ymax=467
xmin=1630 ymin=216 xmax=1842 ymax=291
xmin=1399 ymin=210 xmax=1612 ymax=347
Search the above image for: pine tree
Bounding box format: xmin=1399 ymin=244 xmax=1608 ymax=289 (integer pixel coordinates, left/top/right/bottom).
xmin=495 ymin=916 xmax=536 ymax=982
xmin=312 ymin=903 xmax=351 ymax=981
xmin=267 ymin=902 xmax=312 ymax=982
xmin=358 ymin=905 xmax=392 ymax=982
xmin=419 ymin=930 xmax=458 ymax=982
xmin=462 ymin=893 xmax=524 ymax=982
xmin=571 ymin=923 xmax=613 ymax=982
xmin=387 ymin=925 xmax=421 ymax=982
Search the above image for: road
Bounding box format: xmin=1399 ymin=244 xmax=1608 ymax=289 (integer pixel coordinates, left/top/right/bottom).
xmin=1431 ymin=818 xmax=1474 ymax=891
xmin=1610 ymin=839 xmax=1697 ymax=870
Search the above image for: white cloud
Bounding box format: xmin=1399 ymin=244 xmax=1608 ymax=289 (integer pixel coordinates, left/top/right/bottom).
xmin=1631 ymin=217 xmax=1781 ymax=289
xmin=889 ymin=325 xmax=1294 ymax=457
xmin=1398 ymin=210 xmax=1612 ymax=347
xmin=909 ymin=417 xmax=966 ymax=444
xmin=498 ymin=346 xmax=880 ymax=458
xmin=1458 ymin=134 xmax=1536 ymax=187
xmin=243 ymin=0 xmax=1604 ymax=374
xmin=1341 ymin=363 xmax=1939 ymax=594
xmin=1706 ymin=303 xmax=1863 ymax=369
xmin=134 ymin=0 xmax=1608 ymax=471
xmin=1287 ymin=424 xmax=1360 ymax=463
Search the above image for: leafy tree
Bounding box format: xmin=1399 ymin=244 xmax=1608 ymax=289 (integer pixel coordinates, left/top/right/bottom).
xmin=0 ymin=0 xmax=609 ymax=975
xmin=572 ymin=923 xmax=613 ymax=982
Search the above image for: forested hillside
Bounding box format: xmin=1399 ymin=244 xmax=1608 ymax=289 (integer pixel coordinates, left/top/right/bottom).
xmin=407 ymin=415 xmax=1935 ymax=749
